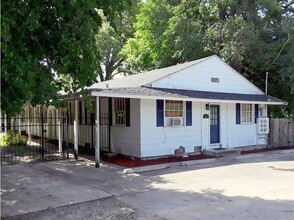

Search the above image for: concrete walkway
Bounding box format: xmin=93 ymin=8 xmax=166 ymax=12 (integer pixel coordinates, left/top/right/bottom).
xmin=1 ymin=150 xmax=294 ymax=219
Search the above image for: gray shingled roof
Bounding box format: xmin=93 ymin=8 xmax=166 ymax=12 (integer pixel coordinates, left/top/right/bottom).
xmin=88 ymin=56 xmax=212 ymax=89
xmin=92 ymin=87 xmax=286 ymax=104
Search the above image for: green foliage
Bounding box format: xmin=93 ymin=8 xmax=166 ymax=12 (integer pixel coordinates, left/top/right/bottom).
xmin=1 ymin=131 xmax=28 ymax=147
xmin=95 ymin=1 xmax=140 ymax=81
xmin=122 ymin=0 xmax=174 ymax=71
xmin=123 ymin=0 xmax=294 ymax=117
xmin=1 ymin=0 xmax=128 ymax=116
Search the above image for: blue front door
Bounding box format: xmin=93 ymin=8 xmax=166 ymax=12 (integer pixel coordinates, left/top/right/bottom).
xmin=210 ymin=105 xmax=220 ymax=144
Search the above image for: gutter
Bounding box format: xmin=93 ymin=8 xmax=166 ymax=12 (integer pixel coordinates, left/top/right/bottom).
xmin=91 ymin=90 xmax=288 ymax=106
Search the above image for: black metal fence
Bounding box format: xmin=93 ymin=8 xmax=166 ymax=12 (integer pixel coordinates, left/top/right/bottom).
xmin=1 ymin=115 xmax=70 ymax=164
xmin=1 ymin=112 xmax=111 ymax=164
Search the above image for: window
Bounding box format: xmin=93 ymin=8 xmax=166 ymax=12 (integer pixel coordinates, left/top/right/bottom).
xmin=165 ymin=100 xmax=183 ymax=117
xmin=164 ymin=100 xmax=184 ymax=126
xmin=114 ymin=98 xmax=126 ymax=125
xmin=157 ymin=100 xmax=192 ymax=127
xmin=241 ymin=104 xmax=253 ymax=123
xmin=210 ymin=106 xmax=218 ymax=125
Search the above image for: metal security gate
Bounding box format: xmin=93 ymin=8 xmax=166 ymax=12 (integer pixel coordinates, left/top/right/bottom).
xmin=1 ymin=114 xmax=69 ymax=164
xmin=100 ymin=112 xmax=110 ymax=152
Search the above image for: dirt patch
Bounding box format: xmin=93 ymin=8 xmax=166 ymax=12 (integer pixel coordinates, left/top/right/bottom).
xmin=241 ymin=146 xmax=294 ymax=155
xmin=103 ymin=154 xmax=214 ymax=168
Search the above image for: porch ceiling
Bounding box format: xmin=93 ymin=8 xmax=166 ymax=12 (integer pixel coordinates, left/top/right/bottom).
xmin=91 ymin=86 xmax=287 ymax=105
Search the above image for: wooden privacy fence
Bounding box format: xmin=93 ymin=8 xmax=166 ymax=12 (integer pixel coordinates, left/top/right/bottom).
xmin=269 ymin=118 xmax=294 ymax=147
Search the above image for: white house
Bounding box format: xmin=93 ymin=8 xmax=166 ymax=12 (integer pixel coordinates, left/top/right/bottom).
xmin=89 ymin=55 xmax=286 ymax=161
xmin=13 ymin=55 xmax=287 ymax=167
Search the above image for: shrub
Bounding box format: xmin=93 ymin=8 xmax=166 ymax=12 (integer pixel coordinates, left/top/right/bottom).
xmin=1 ymin=130 xmax=27 ymax=147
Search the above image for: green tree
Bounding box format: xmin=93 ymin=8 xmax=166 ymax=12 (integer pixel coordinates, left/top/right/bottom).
xmin=96 ymin=1 xmax=140 ymax=82
xmin=1 ymin=0 xmax=129 ymax=116
xmin=124 ymin=0 xmax=294 ymax=117
xmin=122 ymin=0 xmax=174 ymax=71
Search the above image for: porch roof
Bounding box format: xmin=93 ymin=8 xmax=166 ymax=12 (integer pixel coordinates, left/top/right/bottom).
xmin=91 ymin=87 xmax=287 ymax=105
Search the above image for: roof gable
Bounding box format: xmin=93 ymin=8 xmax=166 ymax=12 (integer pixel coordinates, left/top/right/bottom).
xmin=151 ymin=56 xmax=264 ymax=95
xmin=88 ymin=56 xmax=211 ymax=89
xmin=89 ymin=55 xmax=264 ymax=95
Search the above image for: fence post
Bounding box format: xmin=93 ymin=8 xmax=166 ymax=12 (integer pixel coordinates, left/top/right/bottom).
xmin=58 ymin=109 xmax=62 ymax=154
xmin=41 ymin=106 xmax=45 ymax=159
xmin=66 ymin=115 xmax=69 ymax=159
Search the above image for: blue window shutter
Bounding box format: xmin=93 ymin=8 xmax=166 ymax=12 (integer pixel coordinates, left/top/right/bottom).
xmin=236 ymin=103 xmax=241 ymax=124
xmin=255 ymin=104 xmax=258 ymax=123
xmin=126 ymin=98 xmax=130 ymax=127
xmin=186 ymin=101 xmax=192 ymax=126
xmin=156 ymin=100 xmax=164 ymax=127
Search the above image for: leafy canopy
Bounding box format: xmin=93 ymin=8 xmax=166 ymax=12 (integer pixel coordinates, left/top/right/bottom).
xmin=95 ymin=1 xmax=140 ymax=82
xmin=1 ymin=0 xmax=129 ymax=116
xmin=123 ymin=0 xmax=294 ymax=117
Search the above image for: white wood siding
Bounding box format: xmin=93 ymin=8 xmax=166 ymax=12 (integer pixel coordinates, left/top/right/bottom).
xmin=140 ymin=99 xmax=267 ymax=157
xmin=152 ymin=56 xmax=263 ymax=95
xmin=140 ymin=99 xmax=202 ymax=157
xmin=111 ymin=98 xmax=141 ymax=157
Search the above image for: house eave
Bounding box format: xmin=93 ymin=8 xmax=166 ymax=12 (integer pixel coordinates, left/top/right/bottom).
xmin=91 ymin=90 xmax=287 ymax=105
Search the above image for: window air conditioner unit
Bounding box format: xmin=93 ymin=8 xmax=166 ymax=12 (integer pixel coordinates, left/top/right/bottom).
xmin=171 ymin=118 xmax=182 ymax=127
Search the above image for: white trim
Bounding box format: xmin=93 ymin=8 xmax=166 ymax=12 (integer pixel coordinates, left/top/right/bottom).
xmin=240 ymin=103 xmax=254 ymax=124
xmin=91 ymin=91 xmax=286 ymax=105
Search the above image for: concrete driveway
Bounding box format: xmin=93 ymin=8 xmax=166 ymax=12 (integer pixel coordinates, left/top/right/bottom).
xmin=1 ymin=150 xmax=294 ymax=219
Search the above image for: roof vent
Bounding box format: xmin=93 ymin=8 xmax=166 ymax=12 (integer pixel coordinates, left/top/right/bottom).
xmin=106 ymin=84 xmax=109 ymax=88
xmin=211 ymin=77 xmax=220 ymax=83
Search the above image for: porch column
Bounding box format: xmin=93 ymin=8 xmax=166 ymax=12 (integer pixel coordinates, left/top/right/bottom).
xmin=74 ymin=99 xmax=78 ymax=159
xmin=95 ymin=96 xmax=100 ymax=168
xmin=58 ymin=108 xmax=63 ymax=154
